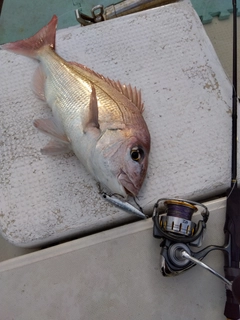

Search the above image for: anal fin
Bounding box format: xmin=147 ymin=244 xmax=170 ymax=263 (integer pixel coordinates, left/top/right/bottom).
xmin=40 ymin=140 xmax=71 ymax=155
xmin=34 ymin=118 xmax=71 ymax=155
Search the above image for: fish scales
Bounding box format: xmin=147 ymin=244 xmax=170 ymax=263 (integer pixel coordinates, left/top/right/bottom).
xmin=42 ymin=48 xmax=143 ymax=135
xmin=44 ymin=50 xmax=122 ymax=125
xmin=1 ymin=15 xmax=151 ymax=198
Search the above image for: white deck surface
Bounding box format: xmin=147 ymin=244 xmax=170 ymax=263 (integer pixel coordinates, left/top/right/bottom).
xmin=0 ymin=1 xmax=236 ymax=246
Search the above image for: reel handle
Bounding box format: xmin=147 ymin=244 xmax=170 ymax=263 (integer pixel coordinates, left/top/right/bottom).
xmin=180 ymin=250 xmax=240 ymax=305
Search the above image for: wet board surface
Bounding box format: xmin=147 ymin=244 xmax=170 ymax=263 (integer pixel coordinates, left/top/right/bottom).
xmin=0 ymin=2 xmax=236 ymax=246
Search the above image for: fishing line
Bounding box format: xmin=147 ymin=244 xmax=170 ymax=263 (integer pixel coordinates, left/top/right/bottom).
xmin=132 ymin=196 xmax=144 ymax=212
xmin=57 ymin=10 xmax=76 ymax=19
xmin=56 ymin=9 xmax=80 ymax=27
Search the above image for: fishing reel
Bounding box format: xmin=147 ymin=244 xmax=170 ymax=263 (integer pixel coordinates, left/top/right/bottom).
xmin=152 ymin=198 xmax=240 ymax=306
xmin=152 ymin=198 xmax=213 ymax=276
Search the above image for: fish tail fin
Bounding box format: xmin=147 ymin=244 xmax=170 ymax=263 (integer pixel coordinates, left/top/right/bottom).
xmin=1 ymin=15 xmax=57 ymax=59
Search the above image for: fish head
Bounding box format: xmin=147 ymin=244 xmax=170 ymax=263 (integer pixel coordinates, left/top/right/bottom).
xmin=116 ymin=135 xmax=150 ymax=197
xmin=97 ymin=128 xmax=150 ymax=198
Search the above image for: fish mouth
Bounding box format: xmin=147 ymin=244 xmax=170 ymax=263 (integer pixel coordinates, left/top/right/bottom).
xmin=118 ymin=170 xmax=139 ymax=197
xmin=124 ymin=187 xmax=137 ymax=197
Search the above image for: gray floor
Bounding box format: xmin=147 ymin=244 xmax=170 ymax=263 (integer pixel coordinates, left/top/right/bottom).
xmin=0 ymin=15 xmax=239 ymax=262
xmin=204 ymin=14 xmax=240 ymax=94
xmin=0 ymin=197 xmax=229 ymax=320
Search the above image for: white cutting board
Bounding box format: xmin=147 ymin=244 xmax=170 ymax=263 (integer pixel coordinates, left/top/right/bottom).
xmin=0 ymin=1 xmax=235 ymax=246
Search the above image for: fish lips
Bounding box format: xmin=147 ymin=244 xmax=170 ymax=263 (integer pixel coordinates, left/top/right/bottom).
xmin=117 ymin=170 xmax=142 ymax=197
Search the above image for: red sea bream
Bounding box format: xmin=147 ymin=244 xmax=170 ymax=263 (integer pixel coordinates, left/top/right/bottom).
xmin=1 ymin=15 xmax=150 ymax=197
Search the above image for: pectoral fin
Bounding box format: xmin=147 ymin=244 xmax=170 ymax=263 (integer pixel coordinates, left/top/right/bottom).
xmin=83 ymin=85 xmax=100 ymax=134
xmin=34 ymin=118 xmax=70 ymax=143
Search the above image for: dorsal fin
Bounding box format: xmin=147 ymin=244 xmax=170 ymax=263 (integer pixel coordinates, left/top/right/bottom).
xmin=69 ymin=61 xmax=144 ymax=113
xmin=104 ymin=78 xmax=144 ymax=113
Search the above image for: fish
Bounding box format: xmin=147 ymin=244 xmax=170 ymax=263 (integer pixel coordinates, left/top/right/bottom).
xmin=1 ymin=15 xmax=150 ymax=198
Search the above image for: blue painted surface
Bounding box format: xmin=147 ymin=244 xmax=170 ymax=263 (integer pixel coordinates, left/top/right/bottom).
xmin=191 ymin=0 xmax=240 ymax=24
xmin=0 ymin=0 xmax=239 ymax=43
xmin=0 ymin=0 xmax=120 ymax=44
xmin=0 ymin=0 xmax=78 ymax=43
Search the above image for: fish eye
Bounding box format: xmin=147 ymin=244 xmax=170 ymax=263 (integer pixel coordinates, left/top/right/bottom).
xmin=130 ymin=147 xmax=144 ymax=161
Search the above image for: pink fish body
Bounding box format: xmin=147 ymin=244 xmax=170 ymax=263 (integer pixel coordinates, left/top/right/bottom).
xmin=2 ymin=16 xmax=150 ymax=197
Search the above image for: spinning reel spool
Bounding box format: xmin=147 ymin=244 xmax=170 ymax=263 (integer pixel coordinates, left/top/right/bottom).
xmin=153 ymin=199 xmax=209 ymax=245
